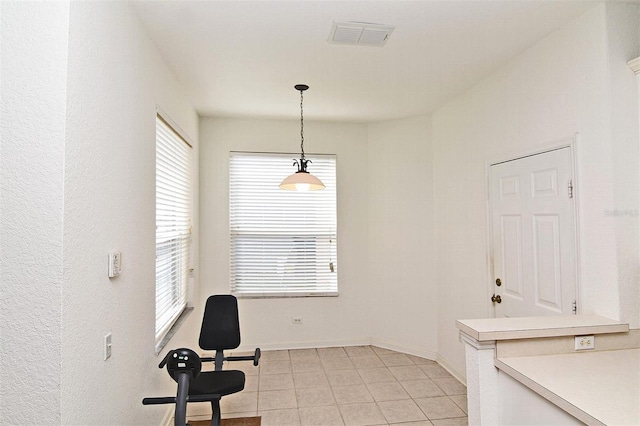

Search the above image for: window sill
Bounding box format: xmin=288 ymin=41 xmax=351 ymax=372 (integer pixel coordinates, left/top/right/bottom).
xmin=155 ymin=306 xmax=194 ymax=355
xmin=234 ymin=292 xmax=339 ymax=299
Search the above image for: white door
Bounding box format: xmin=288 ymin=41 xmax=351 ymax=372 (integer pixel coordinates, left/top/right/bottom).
xmin=490 ymin=147 xmax=577 ymax=317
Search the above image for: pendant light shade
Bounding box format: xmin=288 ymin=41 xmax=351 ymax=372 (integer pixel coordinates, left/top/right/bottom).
xmin=279 ymin=84 xmax=325 ymax=191
xmin=279 ymin=170 xmax=326 ymax=191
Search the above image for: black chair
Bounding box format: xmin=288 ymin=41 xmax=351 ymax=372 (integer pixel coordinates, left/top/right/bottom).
xmin=143 ymin=295 xmax=260 ymax=426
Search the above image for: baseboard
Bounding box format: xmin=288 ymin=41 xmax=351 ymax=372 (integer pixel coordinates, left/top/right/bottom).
xmin=436 ymin=353 xmax=466 ymax=385
xmin=365 ymin=338 xmax=467 ymax=385
xmin=160 ymin=406 xmax=173 ymax=426
xmin=369 ymin=338 xmax=438 ymax=362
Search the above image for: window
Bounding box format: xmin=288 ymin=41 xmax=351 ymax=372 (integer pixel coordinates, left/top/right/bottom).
xmin=155 ymin=115 xmax=192 ymax=348
xmin=229 ymin=152 xmax=337 ymax=297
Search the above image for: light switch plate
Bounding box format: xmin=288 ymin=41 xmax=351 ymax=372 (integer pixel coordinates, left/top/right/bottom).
xmin=104 ymin=333 xmax=112 ymax=360
xmin=108 ymin=251 xmax=121 ymax=278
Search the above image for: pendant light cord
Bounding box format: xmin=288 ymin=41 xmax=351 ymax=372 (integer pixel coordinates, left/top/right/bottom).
xmin=300 ymin=89 xmax=305 ymax=161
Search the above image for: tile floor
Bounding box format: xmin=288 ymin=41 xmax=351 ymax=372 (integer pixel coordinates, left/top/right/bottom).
xmin=186 ymin=346 xmax=468 ymax=426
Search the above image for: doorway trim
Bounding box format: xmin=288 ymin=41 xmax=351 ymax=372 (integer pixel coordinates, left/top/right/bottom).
xmin=484 ymin=134 xmax=582 ymax=317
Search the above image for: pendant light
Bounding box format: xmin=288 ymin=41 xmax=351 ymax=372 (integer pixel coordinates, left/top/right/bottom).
xmin=279 ymin=84 xmax=325 ymax=191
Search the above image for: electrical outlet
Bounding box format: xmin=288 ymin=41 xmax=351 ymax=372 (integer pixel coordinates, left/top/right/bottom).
xmin=575 ymin=335 xmax=594 ymax=350
xmin=292 ymin=317 xmax=303 ymax=325
xmin=104 ymin=333 xmax=112 ymax=360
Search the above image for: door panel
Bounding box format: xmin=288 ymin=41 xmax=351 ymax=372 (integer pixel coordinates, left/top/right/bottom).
xmin=531 ymin=169 xmax=558 ymax=197
xmin=491 ymin=147 xmax=576 ymax=317
xmin=501 ymin=215 xmax=523 ymax=300
xmin=533 ymin=214 xmax=562 ymax=312
xmin=500 ymin=175 xmax=520 ymax=200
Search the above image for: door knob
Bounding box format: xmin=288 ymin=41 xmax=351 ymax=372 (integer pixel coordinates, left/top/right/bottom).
xmin=495 ymin=278 xmax=502 ymax=287
xmin=491 ymin=294 xmax=502 ymax=303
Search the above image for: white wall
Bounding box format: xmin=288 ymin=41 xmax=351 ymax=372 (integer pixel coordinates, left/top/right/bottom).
xmin=52 ymin=2 xmax=196 ymax=425
xmin=199 ymin=117 xmax=372 ymax=350
xmin=605 ymin=2 xmax=640 ymax=328
xmin=1 ymin=2 xmax=199 ymax=423
xmin=433 ymin=3 xmax=640 ymax=378
xmin=367 ymin=116 xmax=438 ymax=358
xmin=199 ymin=114 xmax=438 ymax=359
xmin=0 ymin=2 xmax=69 ymax=423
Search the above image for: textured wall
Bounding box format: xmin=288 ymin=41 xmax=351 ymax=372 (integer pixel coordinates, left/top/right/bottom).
xmin=61 ymin=2 xmax=199 ymax=424
xmin=367 ymin=116 xmax=438 ymax=358
xmin=1 ymin=2 xmax=200 ymax=423
xmin=0 ymin=2 xmax=69 ymax=423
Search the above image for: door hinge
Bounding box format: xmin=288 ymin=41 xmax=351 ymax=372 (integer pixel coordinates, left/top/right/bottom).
xmin=572 ymin=300 xmax=577 ymax=314
xmin=568 ymin=180 xmax=574 ymax=198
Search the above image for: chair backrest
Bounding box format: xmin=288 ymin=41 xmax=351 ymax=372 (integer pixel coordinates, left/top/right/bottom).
xmin=198 ymin=295 xmax=241 ymax=351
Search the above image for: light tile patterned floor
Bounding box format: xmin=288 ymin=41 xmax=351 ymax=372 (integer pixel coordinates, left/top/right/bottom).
xmin=186 ymin=346 xmax=468 ymax=426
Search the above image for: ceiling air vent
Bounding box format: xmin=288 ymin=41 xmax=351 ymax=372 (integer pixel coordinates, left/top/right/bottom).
xmin=328 ymin=21 xmax=394 ymax=47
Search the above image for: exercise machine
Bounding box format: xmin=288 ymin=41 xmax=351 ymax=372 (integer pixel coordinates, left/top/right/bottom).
xmin=143 ymin=295 xmax=260 ymax=426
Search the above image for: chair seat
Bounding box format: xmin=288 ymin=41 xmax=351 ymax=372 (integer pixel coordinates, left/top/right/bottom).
xmin=189 ymin=370 xmax=245 ymax=396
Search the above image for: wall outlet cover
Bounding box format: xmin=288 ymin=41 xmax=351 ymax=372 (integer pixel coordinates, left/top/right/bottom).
xmin=574 ymin=335 xmax=594 ymax=350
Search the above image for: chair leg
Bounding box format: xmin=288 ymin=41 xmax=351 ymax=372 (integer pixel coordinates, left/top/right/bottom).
xmin=210 ymin=399 xmax=221 ymax=426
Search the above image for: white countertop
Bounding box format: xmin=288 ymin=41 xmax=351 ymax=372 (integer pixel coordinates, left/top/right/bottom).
xmin=456 ymin=314 xmax=629 ymax=341
xmin=495 ymin=348 xmax=640 ymax=425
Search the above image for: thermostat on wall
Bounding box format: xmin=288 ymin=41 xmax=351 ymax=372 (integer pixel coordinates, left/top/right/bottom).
xmin=108 ymin=251 xmax=122 ymax=278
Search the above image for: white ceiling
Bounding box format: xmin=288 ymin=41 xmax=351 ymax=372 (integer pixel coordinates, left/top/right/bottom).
xmin=133 ymin=1 xmax=598 ymax=123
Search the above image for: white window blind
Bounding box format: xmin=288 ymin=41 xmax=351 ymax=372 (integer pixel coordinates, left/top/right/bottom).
xmin=156 ymin=115 xmax=192 ymax=345
xmin=229 ymin=152 xmax=337 ymax=297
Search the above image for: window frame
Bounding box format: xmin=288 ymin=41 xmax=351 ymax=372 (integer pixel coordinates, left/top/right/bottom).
xmin=229 ymin=151 xmax=338 ymax=298
xmin=155 ymin=112 xmax=194 ymax=352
